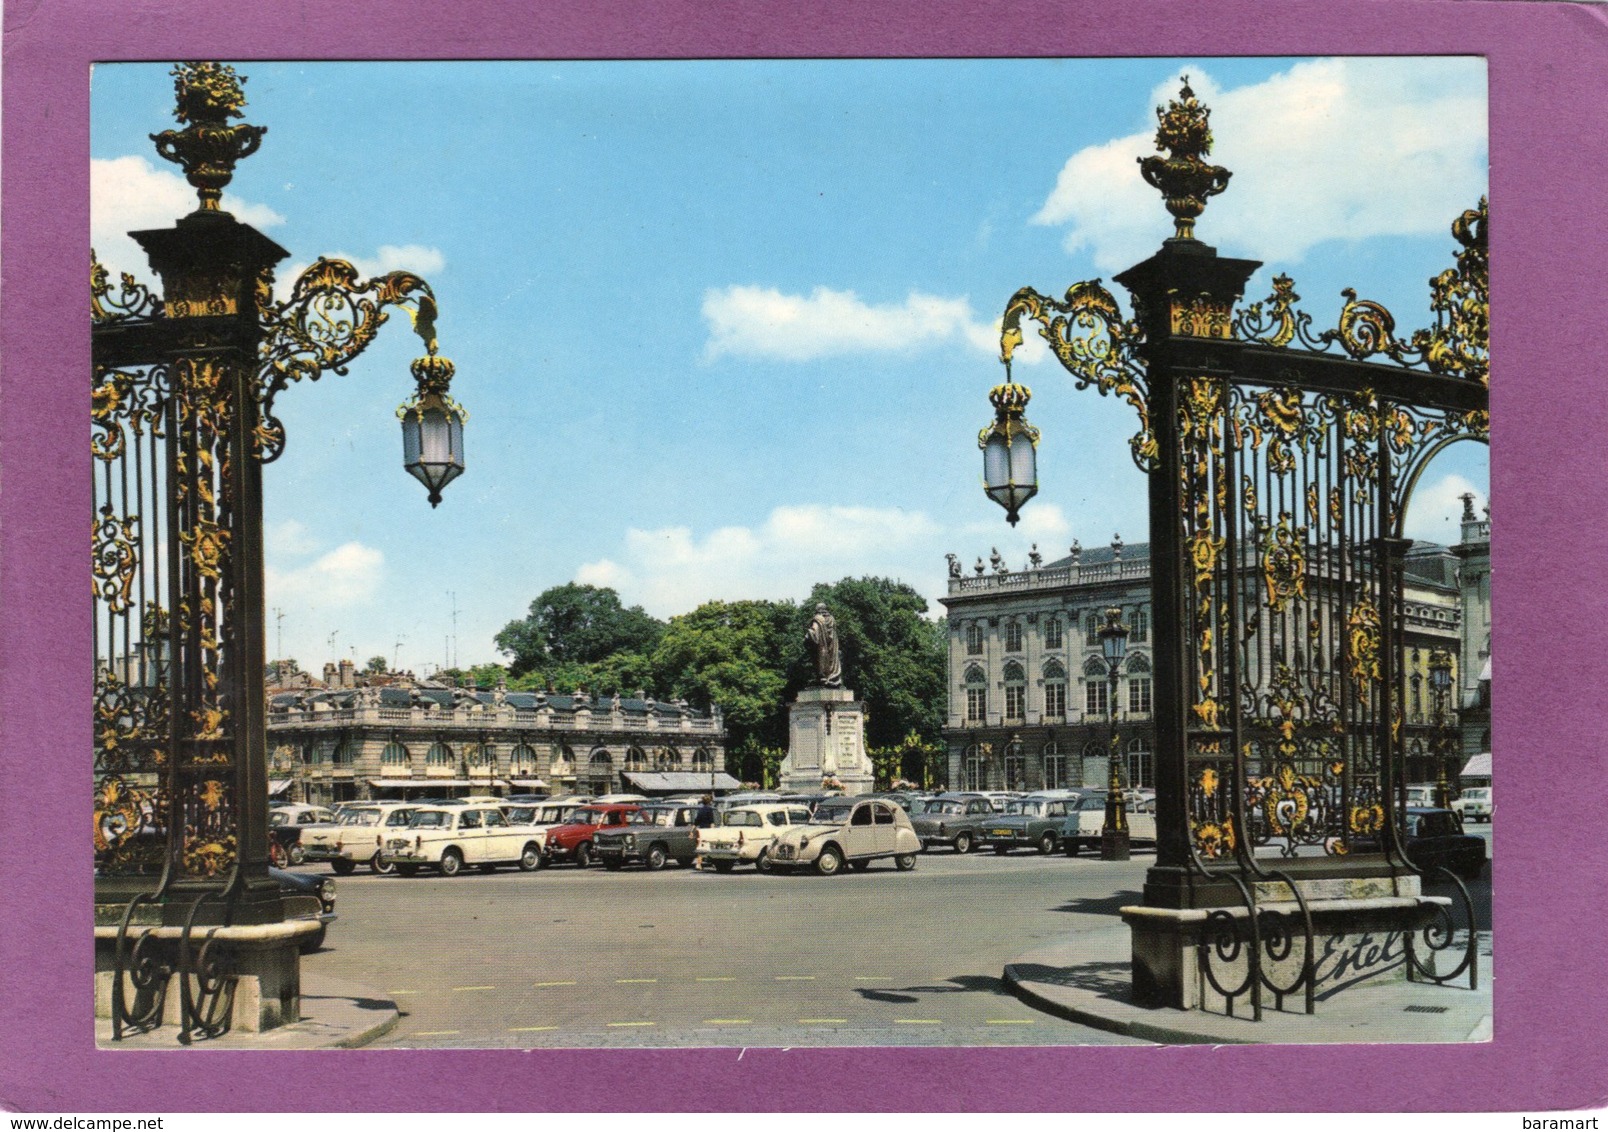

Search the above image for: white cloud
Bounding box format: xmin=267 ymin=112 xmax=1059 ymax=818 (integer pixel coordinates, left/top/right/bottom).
xmin=91 ymin=156 xmax=285 ymax=281
xmin=576 ymin=503 xmax=945 ymax=616
xmin=267 ymin=519 xmax=320 ymax=557
xmin=267 ymin=540 xmax=385 ymax=608
xmin=702 ymin=285 xmax=1034 ymax=363
xmin=278 ymin=245 xmax=447 ymax=300
xmin=1403 ymin=473 xmax=1485 ymax=546
xmin=1033 ymin=58 xmax=1487 ymax=270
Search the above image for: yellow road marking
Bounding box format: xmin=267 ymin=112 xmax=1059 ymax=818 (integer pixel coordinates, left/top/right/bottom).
xmin=774 ymin=975 xmax=816 ymax=981
xmin=452 ymin=985 xmax=496 ymax=991
xmin=799 ymin=1018 xmax=847 ymax=1024
xmin=616 ymin=978 xmax=659 ymax=984
xmin=386 ymin=990 xmax=417 ymax=995
xmin=852 ymin=976 xmax=889 ymax=981
xmin=510 ymin=1026 xmax=558 ymax=1032
xmin=606 ymin=1021 xmax=656 ymax=1028
xmin=894 ymin=1019 xmax=942 ymax=1025
xmin=703 ymin=1018 xmax=751 ymax=1024
xmin=416 ymin=1030 xmax=460 ymax=1036
xmin=533 ymin=980 xmax=577 ymax=987
xmin=695 ymin=976 xmax=737 ymax=982
xmin=986 ymin=1019 xmax=1035 ymax=1025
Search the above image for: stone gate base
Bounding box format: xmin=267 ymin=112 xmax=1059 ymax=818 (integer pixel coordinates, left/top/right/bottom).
xmin=1121 ymin=875 xmax=1450 ymax=1012
xmin=95 ymin=920 xmax=316 ymax=1036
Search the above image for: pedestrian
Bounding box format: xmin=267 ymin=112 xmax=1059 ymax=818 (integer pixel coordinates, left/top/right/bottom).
xmin=693 ymin=794 xmax=716 ymax=869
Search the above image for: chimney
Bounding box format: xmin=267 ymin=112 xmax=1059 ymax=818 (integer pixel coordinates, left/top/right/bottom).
xmin=339 ymin=658 xmax=355 ymax=689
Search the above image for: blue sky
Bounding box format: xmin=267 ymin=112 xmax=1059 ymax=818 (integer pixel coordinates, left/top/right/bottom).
xmin=91 ymin=57 xmax=1489 ymax=676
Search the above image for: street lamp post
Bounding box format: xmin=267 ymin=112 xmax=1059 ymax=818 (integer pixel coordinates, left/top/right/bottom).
xmin=1429 ymin=649 xmax=1455 ymax=810
xmin=93 ymin=61 xmax=467 ymax=1039
xmin=1098 ymin=607 xmax=1130 ymax=861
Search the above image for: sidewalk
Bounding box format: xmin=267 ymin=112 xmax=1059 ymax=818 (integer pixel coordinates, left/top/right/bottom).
xmin=94 ymin=975 xmax=398 ymax=1050
xmin=1005 ymin=926 xmax=1492 ymax=1045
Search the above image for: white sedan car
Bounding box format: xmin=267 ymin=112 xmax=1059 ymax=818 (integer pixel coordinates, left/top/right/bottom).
xmin=696 ymin=804 xmax=814 ymax=872
xmin=385 ymin=805 xmax=547 ymax=877
xmin=766 ymin=797 xmax=922 ymax=875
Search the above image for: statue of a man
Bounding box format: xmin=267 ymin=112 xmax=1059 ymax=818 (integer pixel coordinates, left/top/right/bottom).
xmin=806 ymin=603 xmax=843 ymax=687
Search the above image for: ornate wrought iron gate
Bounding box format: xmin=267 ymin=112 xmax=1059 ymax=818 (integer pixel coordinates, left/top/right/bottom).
xmin=1000 ymin=82 xmax=1489 ymax=909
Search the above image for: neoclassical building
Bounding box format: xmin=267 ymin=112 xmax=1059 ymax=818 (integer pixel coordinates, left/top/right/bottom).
xmin=940 ymin=524 xmax=1485 ymax=794
xmin=266 ymin=677 xmax=728 ymax=805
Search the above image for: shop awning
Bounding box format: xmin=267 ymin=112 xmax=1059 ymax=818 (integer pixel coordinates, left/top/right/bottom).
xmin=268 ymin=778 xmax=293 ymax=796
xmin=366 ymin=778 xmax=505 ymax=789
xmin=507 ymin=778 xmax=550 ymax=789
xmin=622 ymin=771 xmax=743 ymax=794
xmin=1461 ymin=753 xmax=1491 ymax=779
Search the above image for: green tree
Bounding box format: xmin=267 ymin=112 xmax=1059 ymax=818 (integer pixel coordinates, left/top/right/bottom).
xmin=650 ymin=599 xmax=801 ymax=752
xmin=805 ymin=577 xmax=946 ymax=749
xmin=494 ymin=583 xmax=664 ymax=677
xmin=436 ymin=662 xmax=509 ymax=689
xmin=364 ymin=655 xmax=388 ymax=675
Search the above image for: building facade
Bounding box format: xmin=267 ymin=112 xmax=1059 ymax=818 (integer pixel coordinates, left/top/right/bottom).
xmin=940 ymin=530 xmax=1479 ymax=795
xmin=266 ymin=676 xmax=727 ymax=805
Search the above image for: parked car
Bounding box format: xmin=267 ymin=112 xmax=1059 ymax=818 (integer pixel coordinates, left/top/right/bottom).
xmin=1457 ymin=786 xmax=1493 ymax=823
xmin=695 ymin=803 xmax=815 ymax=872
xmin=305 ymin=803 xmax=422 ymax=875
xmin=593 ymin=803 xmax=702 ymax=870
xmin=1405 ymin=783 xmax=1439 ymax=808
xmin=766 ymin=797 xmax=921 ymax=875
xmin=542 ymin=803 xmax=641 ymax=867
xmin=1059 ymin=792 xmax=1158 ymax=854
xmin=976 ymin=796 xmax=1076 ymax=855
xmin=385 ymin=804 xmax=547 ymax=877
xmin=1404 ymin=806 xmax=1486 ymax=880
xmin=910 ymin=795 xmax=997 ymax=853
xmin=272 ymin=866 xmax=336 ymax=953
xmin=716 ymin=791 xmax=782 ymax=811
xmin=268 ymin=804 xmax=338 ymax=866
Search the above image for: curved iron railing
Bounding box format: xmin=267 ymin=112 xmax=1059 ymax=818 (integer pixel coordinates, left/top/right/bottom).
xmin=1404 ymin=865 xmax=1479 ymax=990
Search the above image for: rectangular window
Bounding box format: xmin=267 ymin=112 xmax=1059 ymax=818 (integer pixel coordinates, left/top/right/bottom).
xmin=1086 ymin=681 xmax=1108 ymax=716
xmin=1044 ymin=682 xmax=1065 ymax=718
xmin=1005 ymin=685 xmax=1024 ymax=719
xmin=967 ymin=687 xmax=987 ymax=722
xmin=1005 ymin=622 xmax=1023 ymax=652
xmin=1132 ymin=608 xmax=1149 ymax=644
xmin=1085 ymin=613 xmax=1100 ymax=646
xmin=1045 ymin=619 xmax=1063 ymax=650
xmin=1044 ymin=755 xmax=1066 ymax=789
xmin=1128 ymin=677 xmax=1153 ymax=715
xmin=966 ymin=624 xmax=984 ymax=655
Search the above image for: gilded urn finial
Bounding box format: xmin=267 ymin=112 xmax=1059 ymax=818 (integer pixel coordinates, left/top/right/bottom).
xmin=150 ymin=62 xmax=267 ymax=212
xmin=1138 ymin=77 xmax=1232 ymax=242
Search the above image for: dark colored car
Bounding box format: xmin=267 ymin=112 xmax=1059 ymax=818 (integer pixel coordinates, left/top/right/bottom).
xmin=910 ymin=794 xmax=997 ymax=853
xmin=1404 ymin=807 xmax=1486 ymax=881
xmin=543 ymin=803 xmax=641 ymax=867
xmin=594 ymin=804 xmax=701 ymax=870
xmin=272 ymin=866 xmax=336 ymax=953
xmin=976 ymin=796 xmax=1075 ymax=855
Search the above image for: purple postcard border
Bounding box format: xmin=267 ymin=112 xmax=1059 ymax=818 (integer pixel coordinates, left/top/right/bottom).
xmin=4 ymin=0 xmax=1607 ymax=1114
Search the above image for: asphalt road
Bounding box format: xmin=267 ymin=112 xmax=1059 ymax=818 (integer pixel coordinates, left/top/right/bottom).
xmin=296 ymin=847 xmax=1158 ymax=1049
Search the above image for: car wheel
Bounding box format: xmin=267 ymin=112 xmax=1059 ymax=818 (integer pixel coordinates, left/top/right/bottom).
xmin=954 ymin=832 xmax=973 ymax=854
xmin=992 ymin=844 xmax=1009 ymax=856
xmin=438 ymin=849 xmax=463 ymax=877
xmin=574 ymin=842 xmax=592 ymax=868
xmin=645 ymin=844 xmax=667 ymax=871
xmin=299 ymin=925 xmax=327 ymax=954
xmin=395 ymin=864 xmax=420 ymax=877
xmin=331 ymin=858 xmax=356 ymax=876
xmin=518 ymin=844 xmax=541 ymax=872
xmin=895 ymin=853 xmax=916 ymax=871
xmin=850 ymin=859 xmax=871 ymax=871
xmin=371 ymin=853 xmax=395 ymax=876
xmin=755 ymin=849 xmax=772 ymax=874
xmin=1037 ymin=831 xmax=1057 ymax=855
xmin=288 ymin=843 xmax=306 ymax=867
xmin=602 ymin=857 xmax=624 ymax=871
xmin=711 ymin=859 xmax=735 ymax=874
xmin=815 ymin=845 xmax=844 ymax=876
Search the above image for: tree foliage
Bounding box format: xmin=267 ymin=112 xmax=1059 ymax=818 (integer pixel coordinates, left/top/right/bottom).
xmin=650 ymin=599 xmax=801 ymax=752
xmin=495 ymin=583 xmax=664 ymax=677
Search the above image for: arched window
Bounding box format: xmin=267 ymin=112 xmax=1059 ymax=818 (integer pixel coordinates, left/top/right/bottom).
xmin=509 ymin=744 xmax=537 ymax=775
xmin=1004 ymin=621 xmax=1023 ymax=653
xmin=1042 ymin=741 xmax=1066 ymax=790
xmin=964 ymin=666 xmax=987 ymax=723
xmin=1003 ymin=739 xmax=1026 ymax=791
xmin=464 ymin=742 xmax=487 ymax=769
xmin=691 ymin=748 xmax=714 ymax=773
xmin=965 ymin=623 xmax=984 ymax=655
xmin=426 ymin=742 xmax=453 ymax=769
xmin=1126 ymin=736 xmax=1154 ymax=790
xmin=1044 ymin=616 xmax=1063 ymax=651
xmin=1043 ymin=659 xmax=1067 ymax=720
xmin=551 ymin=744 xmax=574 ymax=777
xmin=306 ymin=743 xmax=325 ymax=767
xmin=964 ymin=744 xmax=986 ymax=791
xmin=1081 ymin=740 xmax=1106 ymax=785
xmin=1003 ymin=661 xmax=1026 ymax=721
xmin=381 ymin=741 xmax=409 ymax=768
xmin=625 ymin=746 xmax=647 ymax=772
xmin=1125 ymin=653 xmax=1153 ymax=715
xmin=655 ymin=746 xmax=680 ymax=771
xmin=588 ymin=748 xmax=613 ymax=794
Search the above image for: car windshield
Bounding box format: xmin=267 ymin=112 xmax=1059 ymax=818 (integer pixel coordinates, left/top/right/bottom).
xmin=340 ymin=810 xmax=381 ymax=826
xmin=1079 ymin=796 xmax=1106 ymax=811
xmin=410 ymin=811 xmax=451 ymax=829
xmin=1005 ymin=800 xmax=1045 ymax=816
xmin=569 ymin=808 xmax=610 ymax=826
xmin=628 ymin=810 xmax=675 ymax=827
xmin=1462 ymin=788 xmax=1490 ymax=799
xmin=924 ymin=800 xmax=964 ymax=816
xmin=722 ymin=810 xmax=763 ymax=828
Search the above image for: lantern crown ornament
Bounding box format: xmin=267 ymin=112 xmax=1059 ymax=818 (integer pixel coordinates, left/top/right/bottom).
xmin=979 ymin=378 xmax=1039 ymax=526
xmin=150 ymin=62 xmax=267 ymax=212
xmin=398 ymin=306 xmax=468 ymax=508
xmin=1137 ymin=77 xmax=1232 ymax=241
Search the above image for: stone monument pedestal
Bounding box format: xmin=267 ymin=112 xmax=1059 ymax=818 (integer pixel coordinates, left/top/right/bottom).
xmin=781 ymin=686 xmax=873 ymax=796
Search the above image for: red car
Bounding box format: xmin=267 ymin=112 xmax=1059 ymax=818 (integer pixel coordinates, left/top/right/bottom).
xmin=543 ymin=804 xmax=640 ymax=867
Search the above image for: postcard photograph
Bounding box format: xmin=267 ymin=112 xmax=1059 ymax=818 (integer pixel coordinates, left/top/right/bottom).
xmin=88 ymin=54 xmax=1493 ymax=1053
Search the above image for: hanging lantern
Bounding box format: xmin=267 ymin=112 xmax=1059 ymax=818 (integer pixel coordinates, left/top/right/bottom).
xmin=979 ymin=380 xmax=1038 ymax=525
xmin=399 ymin=351 xmax=466 ymax=507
